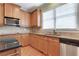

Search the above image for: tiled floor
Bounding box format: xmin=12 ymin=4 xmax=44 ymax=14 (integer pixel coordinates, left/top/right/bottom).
xmin=20 ymin=46 xmax=45 ymax=56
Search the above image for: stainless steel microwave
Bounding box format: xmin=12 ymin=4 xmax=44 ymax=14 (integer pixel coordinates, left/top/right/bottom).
xmin=4 ymin=17 xmax=20 ymax=27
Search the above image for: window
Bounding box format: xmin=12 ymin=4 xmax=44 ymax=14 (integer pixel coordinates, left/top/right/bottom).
xmin=56 ymin=4 xmax=77 ymax=29
xmin=42 ymin=9 xmax=54 ymax=29
xmin=42 ymin=3 xmax=77 ymax=30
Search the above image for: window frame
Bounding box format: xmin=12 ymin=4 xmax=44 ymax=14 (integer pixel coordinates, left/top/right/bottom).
xmin=42 ymin=9 xmax=55 ymax=29
xmin=42 ymin=3 xmax=78 ymax=31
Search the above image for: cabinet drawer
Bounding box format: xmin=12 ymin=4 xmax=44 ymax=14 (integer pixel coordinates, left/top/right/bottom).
xmin=0 ymin=48 xmax=20 ymax=56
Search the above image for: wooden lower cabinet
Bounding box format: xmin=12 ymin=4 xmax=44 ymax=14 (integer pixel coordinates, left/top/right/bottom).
xmin=48 ymin=37 xmax=60 ymax=56
xmin=36 ymin=35 xmax=42 ymax=51
xmin=33 ymin=35 xmax=39 ymax=49
xmin=32 ymin=35 xmax=36 ymax=48
xmin=20 ymin=34 xmax=29 ymax=46
xmin=29 ymin=34 xmax=60 ymax=56
xmin=29 ymin=34 xmax=33 ymax=46
xmin=16 ymin=34 xmax=29 ymax=47
xmin=41 ymin=37 xmax=48 ymax=55
xmin=37 ymin=36 xmax=48 ymax=55
xmin=30 ymin=34 xmax=35 ymax=47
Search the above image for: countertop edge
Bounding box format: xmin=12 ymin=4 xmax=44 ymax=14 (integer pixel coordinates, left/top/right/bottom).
xmin=29 ymin=33 xmax=79 ymax=40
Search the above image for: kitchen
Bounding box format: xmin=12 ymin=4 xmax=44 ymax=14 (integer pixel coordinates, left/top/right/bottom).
xmin=0 ymin=3 xmax=79 ymax=56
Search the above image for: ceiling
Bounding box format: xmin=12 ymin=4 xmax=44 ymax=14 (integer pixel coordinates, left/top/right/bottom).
xmin=15 ymin=3 xmax=43 ymax=12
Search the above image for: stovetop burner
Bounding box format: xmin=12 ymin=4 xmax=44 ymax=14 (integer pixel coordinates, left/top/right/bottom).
xmin=0 ymin=38 xmax=21 ymax=51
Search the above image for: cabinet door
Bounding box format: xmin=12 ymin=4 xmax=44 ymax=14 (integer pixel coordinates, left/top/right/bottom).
xmin=14 ymin=35 xmax=22 ymax=45
xmin=19 ymin=10 xmax=25 ymax=27
xmin=41 ymin=36 xmax=48 ymax=55
xmin=29 ymin=34 xmax=42 ymax=51
xmin=21 ymin=34 xmax=29 ymax=46
xmin=31 ymin=35 xmax=37 ymax=48
xmin=37 ymin=36 xmax=48 ymax=55
xmin=19 ymin=10 xmax=30 ymax=27
xmin=33 ymin=35 xmax=39 ymax=49
xmin=0 ymin=4 xmax=3 ymax=26
xmin=30 ymin=9 xmax=41 ymax=27
xmin=30 ymin=12 xmax=34 ymax=27
xmin=29 ymin=34 xmax=33 ymax=46
xmin=30 ymin=10 xmax=37 ymax=27
xmin=33 ymin=11 xmax=37 ymax=26
xmin=29 ymin=34 xmax=35 ymax=47
xmin=48 ymin=38 xmax=60 ymax=56
xmin=16 ymin=34 xmax=29 ymax=46
xmin=29 ymin=34 xmax=39 ymax=49
xmin=12 ymin=5 xmax=20 ymax=18
xmin=37 ymin=36 xmax=44 ymax=52
xmin=4 ymin=3 xmax=13 ymax=17
xmin=24 ymin=12 xmax=30 ymax=27
xmin=37 ymin=9 xmax=41 ymax=27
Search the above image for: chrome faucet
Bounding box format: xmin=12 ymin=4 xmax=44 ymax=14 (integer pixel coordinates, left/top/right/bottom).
xmin=53 ymin=9 xmax=57 ymax=35
xmin=53 ymin=29 xmax=57 ymax=35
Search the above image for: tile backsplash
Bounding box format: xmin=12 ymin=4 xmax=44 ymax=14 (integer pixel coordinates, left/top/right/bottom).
xmin=0 ymin=26 xmax=30 ymax=34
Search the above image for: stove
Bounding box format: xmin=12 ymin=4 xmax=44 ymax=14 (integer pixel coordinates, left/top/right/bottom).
xmin=0 ymin=38 xmax=21 ymax=51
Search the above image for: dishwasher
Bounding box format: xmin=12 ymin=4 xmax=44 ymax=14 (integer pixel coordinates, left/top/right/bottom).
xmin=60 ymin=38 xmax=79 ymax=56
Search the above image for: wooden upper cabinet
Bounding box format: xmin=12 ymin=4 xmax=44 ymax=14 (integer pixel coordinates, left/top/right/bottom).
xmin=0 ymin=4 xmax=4 ymax=26
xmin=4 ymin=3 xmax=20 ymax=18
xmin=19 ymin=10 xmax=30 ymax=27
xmin=4 ymin=3 xmax=13 ymax=17
xmin=24 ymin=12 xmax=30 ymax=27
xmin=12 ymin=4 xmax=20 ymax=18
xmin=30 ymin=9 xmax=41 ymax=27
xmin=19 ymin=10 xmax=25 ymax=27
xmin=31 ymin=10 xmax=37 ymax=27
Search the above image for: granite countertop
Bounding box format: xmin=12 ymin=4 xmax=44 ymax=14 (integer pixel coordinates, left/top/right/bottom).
xmin=30 ymin=32 xmax=79 ymax=40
